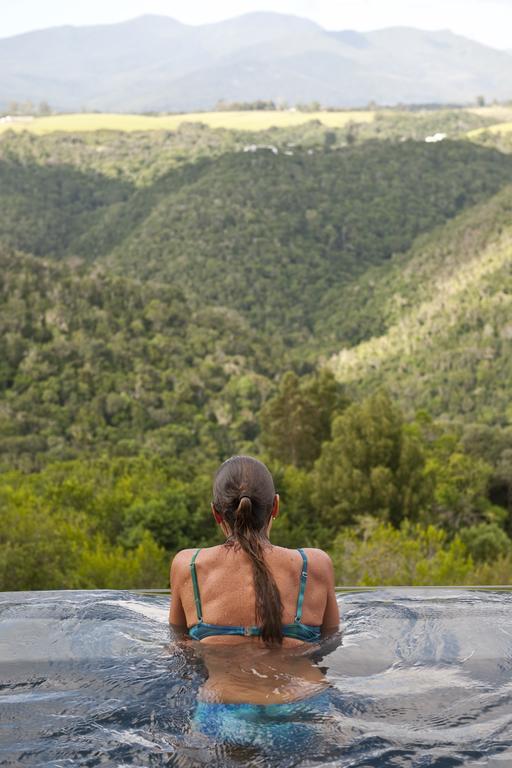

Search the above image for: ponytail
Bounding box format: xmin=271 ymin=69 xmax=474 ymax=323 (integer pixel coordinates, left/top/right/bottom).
xmin=213 ymin=456 xmax=283 ymax=645
xmin=232 ymin=496 xmax=283 ymax=644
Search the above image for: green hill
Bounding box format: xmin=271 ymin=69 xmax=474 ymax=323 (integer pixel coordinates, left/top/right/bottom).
xmin=328 ymin=187 xmax=512 ymax=426
xmin=0 ymin=248 xmax=277 ymax=471
xmin=1 ymin=128 xmax=512 ymax=469
xmin=1 ymin=136 xmax=510 ymax=343
xmin=2 ymin=123 xmax=512 ymax=589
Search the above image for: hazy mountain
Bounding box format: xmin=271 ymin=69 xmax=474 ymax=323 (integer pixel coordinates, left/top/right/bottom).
xmin=1 ymin=13 xmax=511 ymax=111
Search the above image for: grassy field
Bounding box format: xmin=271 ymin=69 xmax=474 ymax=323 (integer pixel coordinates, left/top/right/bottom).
xmin=468 ymin=121 xmax=512 ymax=137
xmin=0 ymin=110 xmax=376 ymax=135
xmin=466 ymin=106 xmax=512 ymax=137
xmin=467 ymin=105 xmax=512 ymax=122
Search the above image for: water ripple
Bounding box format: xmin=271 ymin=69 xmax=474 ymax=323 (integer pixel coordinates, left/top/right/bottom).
xmin=1 ymin=589 xmax=512 ymax=766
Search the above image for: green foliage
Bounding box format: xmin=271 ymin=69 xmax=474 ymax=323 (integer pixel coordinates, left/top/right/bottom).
xmin=260 ymin=370 xmax=347 ymax=469
xmin=312 ymin=391 xmax=430 ymax=537
xmin=269 ymin=465 xmax=317 ymax=548
xmin=459 ymin=523 xmax=511 ymax=563
xmin=101 ymin=141 xmax=512 ymax=338
xmin=0 ymin=471 xmax=169 ymax=591
xmin=1 ymin=134 xmax=511 ymax=341
xmin=215 ymin=100 xmax=278 ymax=111
xmin=423 ymin=433 xmax=501 ymax=529
xmin=0 ymin=124 xmax=241 ymax=186
xmin=331 ymin=517 xmax=474 ymax=586
xmin=0 ymin=481 xmax=85 ymax=590
xmin=0 ymin=457 xmax=218 ymax=591
xmin=346 ymin=109 xmax=497 ymax=144
xmin=0 ymin=250 xmax=276 ymax=469
xmin=328 ymin=186 xmax=512 ymax=426
xmin=467 ymin=555 xmax=512 ymax=585
xmin=1 ymin=124 xmax=512 ymax=589
xmin=73 ymin=531 xmax=168 ymax=590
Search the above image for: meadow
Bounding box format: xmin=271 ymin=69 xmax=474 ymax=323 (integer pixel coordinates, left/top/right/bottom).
xmin=0 ymin=109 xmax=376 ymax=135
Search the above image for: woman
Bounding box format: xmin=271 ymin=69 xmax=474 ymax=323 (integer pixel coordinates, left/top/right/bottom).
xmin=169 ymin=455 xmax=341 ymax=742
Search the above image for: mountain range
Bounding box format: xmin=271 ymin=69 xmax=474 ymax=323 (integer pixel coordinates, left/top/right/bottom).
xmin=1 ymin=12 xmax=511 ymax=111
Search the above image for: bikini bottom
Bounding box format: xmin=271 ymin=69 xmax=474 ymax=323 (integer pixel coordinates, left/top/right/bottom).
xmin=193 ymin=688 xmax=333 ymax=751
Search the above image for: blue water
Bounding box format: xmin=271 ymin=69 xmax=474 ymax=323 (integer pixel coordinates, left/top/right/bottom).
xmin=1 ymin=589 xmax=512 ymax=767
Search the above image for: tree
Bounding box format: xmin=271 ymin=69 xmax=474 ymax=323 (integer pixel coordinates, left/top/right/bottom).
xmin=0 ymin=483 xmax=85 ymax=590
xmin=423 ymin=432 xmax=501 ymax=530
xmin=312 ymin=391 xmax=429 ymax=534
xmin=38 ymin=101 xmax=52 ymax=116
xmin=459 ymin=522 xmax=510 ymax=563
xmin=260 ymin=370 xmax=347 ymax=469
xmin=269 ymin=464 xmax=318 ymax=548
xmin=331 ymin=517 xmax=473 ymax=586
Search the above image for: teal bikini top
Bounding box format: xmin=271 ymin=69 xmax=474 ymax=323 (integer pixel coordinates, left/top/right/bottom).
xmin=188 ymin=547 xmax=322 ymax=643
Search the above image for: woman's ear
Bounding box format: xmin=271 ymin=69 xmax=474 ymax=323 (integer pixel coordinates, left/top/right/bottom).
xmin=272 ymin=494 xmax=280 ymax=520
xmin=211 ymin=502 xmax=223 ymax=525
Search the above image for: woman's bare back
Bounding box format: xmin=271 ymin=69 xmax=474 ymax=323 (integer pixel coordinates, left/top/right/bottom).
xmin=170 ymin=543 xmax=339 ymax=646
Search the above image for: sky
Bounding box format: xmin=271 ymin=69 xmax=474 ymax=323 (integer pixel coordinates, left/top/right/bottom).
xmin=1 ymin=0 xmax=511 ymax=50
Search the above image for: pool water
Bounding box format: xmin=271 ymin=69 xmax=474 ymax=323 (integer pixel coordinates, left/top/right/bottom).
xmin=1 ymin=589 xmax=512 ymax=767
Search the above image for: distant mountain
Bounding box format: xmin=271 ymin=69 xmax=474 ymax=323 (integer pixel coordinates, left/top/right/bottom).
xmin=1 ymin=13 xmax=511 ymax=111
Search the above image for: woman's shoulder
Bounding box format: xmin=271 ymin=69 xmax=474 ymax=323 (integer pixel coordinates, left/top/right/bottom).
xmin=170 ymin=545 xmax=223 ymax=571
xmin=171 ymin=547 xmax=198 ymax=563
xmin=169 ymin=547 xmax=202 ymax=581
xmin=171 ymin=544 xmax=334 ymax=577
xmin=271 ymin=545 xmax=334 ymax=573
xmin=300 ymin=548 xmax=335 ymax=579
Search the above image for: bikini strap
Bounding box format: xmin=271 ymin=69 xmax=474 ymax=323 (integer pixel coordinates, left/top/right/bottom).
xmin=190 ymin=548 xmax=203 ymax=622
xmin=295 ymin=548 xmax=308 ymax=622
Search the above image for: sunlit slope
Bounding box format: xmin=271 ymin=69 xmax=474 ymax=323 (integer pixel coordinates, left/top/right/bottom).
xmin=467 ymin=106 xmax=512 ymax=123
xmin=466 ymin=106 xmax=512 ymax=142
xmin=0 ymin=110 xmax=375 ymax=135
xmin=328 ymin=187 xmax=512 ymax=425
xmin=468 ymin=122 xmax=512 ymax=138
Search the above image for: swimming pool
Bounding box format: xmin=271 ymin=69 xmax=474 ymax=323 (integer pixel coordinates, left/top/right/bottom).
xmin=1 ymin=589 xmax=512 ymax=766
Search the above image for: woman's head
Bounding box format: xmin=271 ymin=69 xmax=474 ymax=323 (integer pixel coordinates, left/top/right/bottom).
xmin=212 ymin=455 xmax=282 ymax=644
xmin=212 ymin=455 xmax=276 ymax=536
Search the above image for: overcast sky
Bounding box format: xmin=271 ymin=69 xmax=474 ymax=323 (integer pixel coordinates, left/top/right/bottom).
xmin=1 ymin=0 xmax=511 ymax=49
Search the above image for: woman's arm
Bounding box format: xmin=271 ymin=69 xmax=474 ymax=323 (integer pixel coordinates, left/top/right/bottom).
xmin=319 ymin=550 xmax=341 ymax=635
xmin=168 ymin=550 xmax=189 ymax=627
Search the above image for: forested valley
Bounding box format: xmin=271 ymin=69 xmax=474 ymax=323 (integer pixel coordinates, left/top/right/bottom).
xmin=1 ymin=111 xmax=511 ymax=590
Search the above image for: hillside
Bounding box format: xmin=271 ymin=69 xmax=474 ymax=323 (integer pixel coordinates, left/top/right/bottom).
xmin=0 ymin=248 xmax=277 ymax=471
xmin=1 ymin=13 xmax=512 ymax=110
xmin=1 ymin=134 xmax=510 ymax=342
xmin=328 ymin=187 xmax=512 ymax=426
xmin=1 ymin=126 xmax=512 ymax=465
xmin=2 ymin=122 xmax=512 ymax=589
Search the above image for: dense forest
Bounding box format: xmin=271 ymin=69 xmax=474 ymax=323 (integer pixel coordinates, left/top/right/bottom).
xmin=1 ymin=112 xmax=512 ymax=590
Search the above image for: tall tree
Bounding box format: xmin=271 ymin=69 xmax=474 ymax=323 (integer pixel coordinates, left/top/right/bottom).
xmin=312 ymin=390 xmax=429 ymax=533
xmin=260 ymin=370 xmax=347 ymax=469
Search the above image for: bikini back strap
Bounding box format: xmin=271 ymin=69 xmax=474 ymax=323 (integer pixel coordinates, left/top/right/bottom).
xmin=190 ymin=548 xmax=203 ymax=622
xmin=295 ymin=548 xmax=308 ymax=622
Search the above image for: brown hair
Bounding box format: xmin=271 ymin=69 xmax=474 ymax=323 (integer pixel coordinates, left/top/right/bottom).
xmin=212 ymin=455 xmax=283 ymax=644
